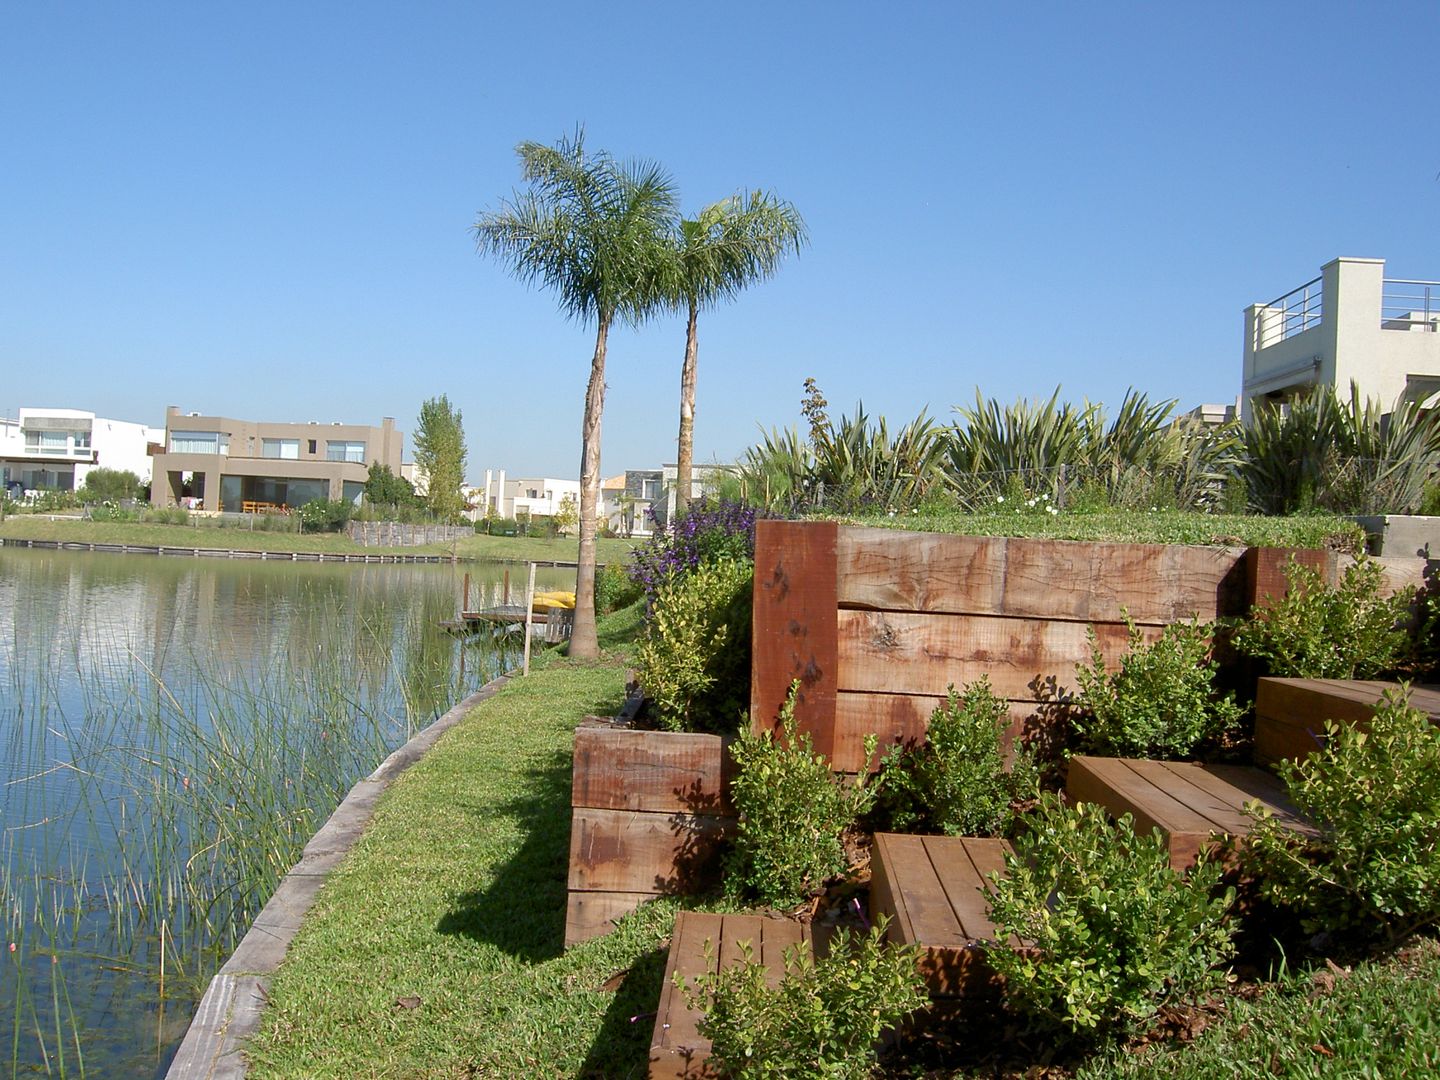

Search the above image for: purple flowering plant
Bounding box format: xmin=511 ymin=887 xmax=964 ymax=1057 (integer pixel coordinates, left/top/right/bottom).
xmin=627 ymin=499 xmax=762 ymax=605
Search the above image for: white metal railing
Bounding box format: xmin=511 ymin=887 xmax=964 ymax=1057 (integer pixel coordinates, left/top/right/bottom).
xmin=1255 ymin=276 xmax=1323 ymax=349
xmin=1381 ymin=278 xmax=1440 ymax=331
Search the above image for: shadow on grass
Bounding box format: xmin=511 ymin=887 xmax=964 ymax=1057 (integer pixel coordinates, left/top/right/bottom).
xmin=435 ymin=679 xmax=625 ymax=963
xmin=577 ymin=944 xmax=669 ymax=1080
xmin=435 ymin=749 xmax=573 ymax=962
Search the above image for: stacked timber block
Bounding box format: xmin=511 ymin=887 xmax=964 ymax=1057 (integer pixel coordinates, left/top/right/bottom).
xmin=1254 ymin=678 xmax=1440 ymax=766
xmin=869 ymin=833 xmax=1011 ymax=997
xmin=750 ymin=522 xmax=1334 ymax=773
xmin=566 ymin=725 xmax=735 ymax=945
xmin=650 ymin=912 xmax=810 ymax=1079
xmin=1066 ymin=757 xmax=1319 ymax=870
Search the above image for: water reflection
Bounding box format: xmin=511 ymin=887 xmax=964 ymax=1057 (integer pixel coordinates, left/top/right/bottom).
xmin=0 ymin=548 xmax=571 ymax=1077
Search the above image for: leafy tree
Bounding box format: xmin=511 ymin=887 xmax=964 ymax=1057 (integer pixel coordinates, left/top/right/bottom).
xmin=552 ymin=492 xmax=578 ymax=536
xmin=474 ymin=129 xmax=678 ymax=658
xmin=77 ymin=467 xmax=142 ymax=503
xmin=412 ymin=395 xmax=467 ymax=522
xmin=363 ymin=462 xmax=417 ymax=509
xmin=666 ymin=193 xmax=806 ymax=515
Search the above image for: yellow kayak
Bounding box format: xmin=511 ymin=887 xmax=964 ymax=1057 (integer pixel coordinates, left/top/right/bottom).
xmin=532 ymin=590 xmax=577 ymax=612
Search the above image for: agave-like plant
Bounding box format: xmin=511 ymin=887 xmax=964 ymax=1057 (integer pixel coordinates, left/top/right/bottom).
xmin=737 ymin=425 xmax=815 ymax=511
xmin=1240 ymin=383 xmax=1439 ymax=515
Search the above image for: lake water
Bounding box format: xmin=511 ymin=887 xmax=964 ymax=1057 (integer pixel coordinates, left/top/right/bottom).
xmin=0 ymin=547 xmax=573 ymax=1077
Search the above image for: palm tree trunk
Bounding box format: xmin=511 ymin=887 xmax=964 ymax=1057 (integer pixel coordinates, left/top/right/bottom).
xmin=674 ymin=299 xmax=699 ymax=518
xmin=570 ymin=315 xmax=609 ymax=659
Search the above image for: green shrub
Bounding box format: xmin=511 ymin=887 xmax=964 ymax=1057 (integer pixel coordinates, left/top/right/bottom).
xmin=594 ymin=560 xmax=642 ymax=615
xmin=633 ymin=559 xmax=753 ymax=734
xmin=144 ymin=507 xmax=191 ymax=526
xmin=726 ymin=685 xmax=877 ymax=907
xmin=874 ymin=677 xmax=1036 ymax=836
xmin=1072 ymin=616 xmax=1243 ymax=759
xmin=986 ymin=795 xmax=1235 ymax=1039
xmin=1231 ymin=556 xmax=1414 ymax=679
xmin=297 ymin=498 xmax=354 ymax=533
xmin=680 ymin=920 xmax=927 ymax=1080
xmin=1243 ymin=688 xmax=1440 ymax=939
xmin=77 ymin=467 xmax=143 ymax=504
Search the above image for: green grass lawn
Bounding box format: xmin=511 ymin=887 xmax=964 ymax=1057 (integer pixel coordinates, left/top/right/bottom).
xmin=244 ymin=642 xmax=683 ymax=1079
xmin=0 ymin=515 xmax=637 ymax=564
xmin=841 ymin=508 xmax=1366 ymax=551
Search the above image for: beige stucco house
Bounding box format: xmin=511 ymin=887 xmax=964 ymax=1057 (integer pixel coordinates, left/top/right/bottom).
xmin=1242 ymin=257 xmax=1440 ymax=420
xmin=149 ymin=407 xmax=402 ymax=512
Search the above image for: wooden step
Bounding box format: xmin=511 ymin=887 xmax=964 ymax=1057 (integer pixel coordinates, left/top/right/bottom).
xmin=650 ymin=911 xmax=811 ymax=1079
xmin=1255 ymin=678 xmax=1440 ymax=767
xmin=1066 ymin=756 xmax=1318 ymax=871
xmin=869 ymin=832 xmax=1011 ymax=997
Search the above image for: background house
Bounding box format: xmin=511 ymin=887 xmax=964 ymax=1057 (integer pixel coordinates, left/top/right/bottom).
xmin=1 ymin=408 xmax=161 ymax=497
xmin=1242 ymin=257 xmax=1440 ymax=420
xmin=149 ymin=407 xmax=402 ymax=512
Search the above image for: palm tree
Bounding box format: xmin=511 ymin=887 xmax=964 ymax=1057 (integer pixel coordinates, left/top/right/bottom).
xmin=474 ymin=131 xmax=678 ymax=658
xmin=668 ymin=192 xmax=807 ymax=515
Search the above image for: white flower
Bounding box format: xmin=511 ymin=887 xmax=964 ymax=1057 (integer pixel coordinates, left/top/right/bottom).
xmin=1047 ymin=505 xmax=1059 ymax=515
xmin=996 ymin=495 xmax=1005 ymax=504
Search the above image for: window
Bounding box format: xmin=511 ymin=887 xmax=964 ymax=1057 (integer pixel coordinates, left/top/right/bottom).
xmin=24 ymin=431 xmax=68 ymax=453
xmin=262 ymin=439 xmax=300 ymax=460
xmin=73 ymin=431 xmax=92 ymax=451
xmin=170 ymin=431 xmax=227 ymax=455
xmin=308 ymin=439 xmax=317 ymax=455
xmin=325 ymin=440 xmax=365 ymax=463
xmin=642 ymin=479 xmax=658 ymax=500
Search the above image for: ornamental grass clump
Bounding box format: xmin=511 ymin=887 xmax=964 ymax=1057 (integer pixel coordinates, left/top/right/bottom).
xmin=680 ymin=920 xmax=927 ymax=1080
xmin=1073 ymin=616 xmax=1243 ymax=759
xmin=1231 ymin=556 xmax=1415 ymax=679
xmin=1243 ymin=687 xmax=1440 ymax=940
xmin=874 ymin=677 xmax=1037 ymax=837
xmin=985 ymin=795 xmax=1236 ymax=1041
xmin=726 ymin=684 xmax=876 ymax=908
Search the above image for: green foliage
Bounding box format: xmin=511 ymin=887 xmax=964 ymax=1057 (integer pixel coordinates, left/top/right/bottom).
xmin=144 ymin=506 xmax=190 ymax=526
xmin=77 ymin=467 xmax=143 ymax=504
xmin=633 ymin=559 xmax=753 ymax=734
xmin=551 ymin=492 xmax=578 ymax=536
xmin=986 ymin=796 xmax=1235 ymax=1039
xmin=737 ymin=380 xmax=948 ymax=513
xmin=1231 ymin=556 xmax=1414 ymax=678
xmin=412 ymin=394 xmax=468 ymax=522
xmin=945 ymin=388 xmax=1239 ymax=513
xmin=727 ymin=684 xmax=877 ymax=907
xmin=1239 ymin=383 xmax=1440 ymax=515
xmin=297 ymin=498 xmax=354 ymax=532
xmin=681 ymin=920 xmax=927 ymax=1080
xmin=1073 ymin=617 xmax=1243 ymax=759
xmin=874 ymin=678 xmax=1036 ymax=836
xmin=593 ymin=560 xmax=643 ymax=615
xmin=362 ymin=462 xmax=418 ymax=510
xmin=1243 ymin=688 xmax=1440 ymax=939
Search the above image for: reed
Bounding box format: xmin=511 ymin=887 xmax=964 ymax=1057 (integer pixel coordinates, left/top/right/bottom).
xmin=1 ymin=558 xmax=522 ymax=1075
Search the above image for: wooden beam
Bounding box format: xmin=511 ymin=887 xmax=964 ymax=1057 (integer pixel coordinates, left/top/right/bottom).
xmin=751 ymin=520 xmax=839 ymax=759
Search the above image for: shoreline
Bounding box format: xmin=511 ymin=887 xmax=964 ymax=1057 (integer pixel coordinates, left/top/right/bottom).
xmin=161 ymin=674 xmax=515 ymax=1080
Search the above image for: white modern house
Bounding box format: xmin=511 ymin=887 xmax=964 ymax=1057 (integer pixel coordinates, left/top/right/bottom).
xmin=1242 ymin=257 xmax=1440 ymax=420
xmin=1 ymin=408 xmax=163 ymax=497
xmin=470 ymin=469 xmax=581 ymax=523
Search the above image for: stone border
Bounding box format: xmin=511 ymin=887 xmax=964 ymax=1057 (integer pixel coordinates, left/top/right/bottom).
xmin=163 ymin=675 xmax=513 ymax=1079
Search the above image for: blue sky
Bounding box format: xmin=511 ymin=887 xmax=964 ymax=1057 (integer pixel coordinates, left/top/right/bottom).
xmin=4 ymin=2 xmax=1437 ymax=481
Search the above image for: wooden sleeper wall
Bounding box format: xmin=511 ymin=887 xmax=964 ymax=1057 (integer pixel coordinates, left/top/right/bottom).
xmin=752 ymin=521 xmax=1333 ymax=773
xmin=565 ymin=724 xmax=735 ymax=945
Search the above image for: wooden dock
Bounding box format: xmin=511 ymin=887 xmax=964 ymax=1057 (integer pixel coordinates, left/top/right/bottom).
xmin=441 ymin=605 xmax=575 ymax=642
